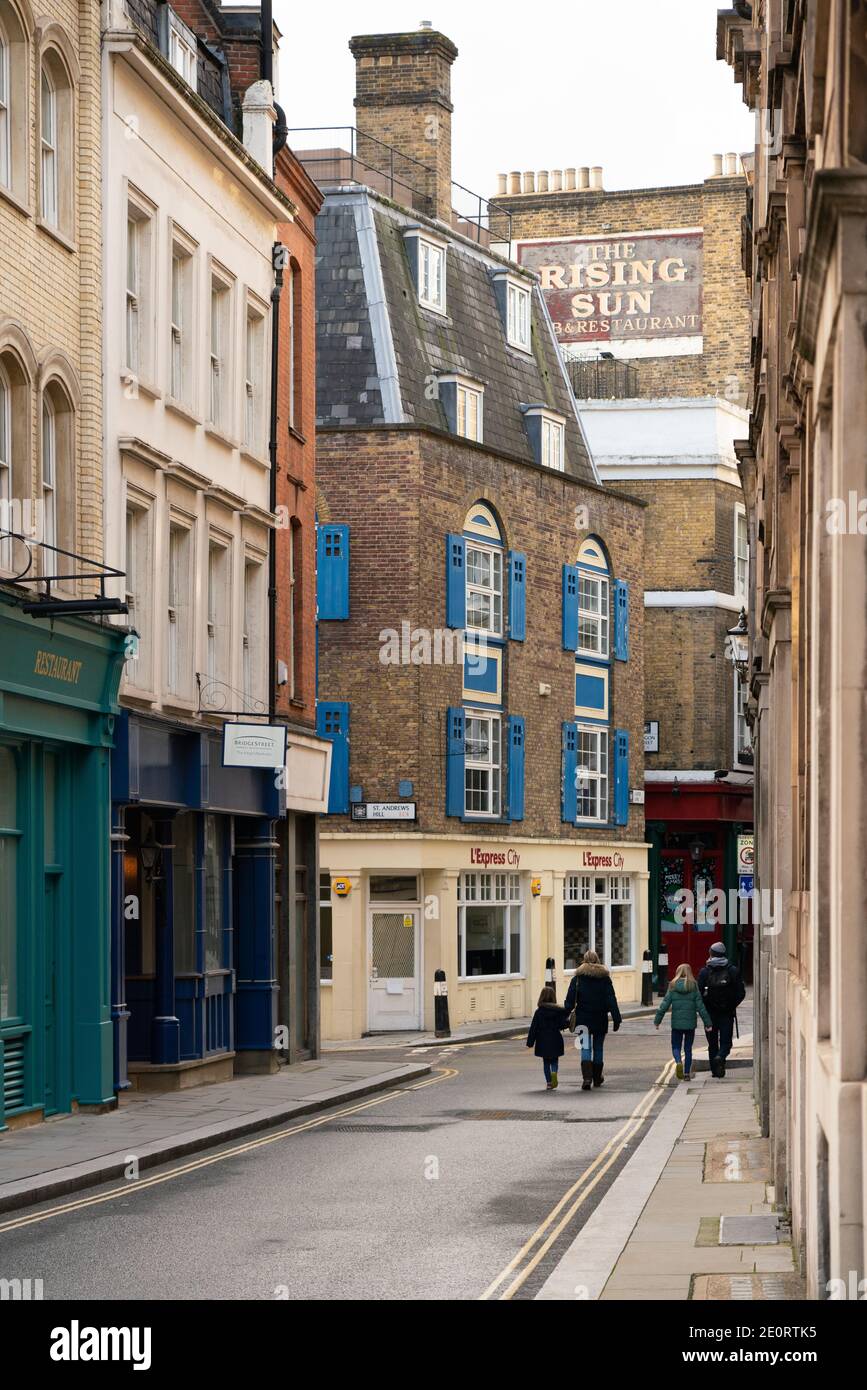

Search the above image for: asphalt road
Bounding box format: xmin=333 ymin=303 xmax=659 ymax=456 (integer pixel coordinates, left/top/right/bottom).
xmin=0 ymin=1016 xmax=681 ymax=1301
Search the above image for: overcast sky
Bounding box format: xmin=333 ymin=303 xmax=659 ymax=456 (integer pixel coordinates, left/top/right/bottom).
xmin=272 ymin=0 xmax=754 ymax=198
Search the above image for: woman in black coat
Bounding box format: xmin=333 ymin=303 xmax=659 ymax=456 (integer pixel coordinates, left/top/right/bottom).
xmin=563 ymin=950 xmax=622 ymax=1090
xmin=526 ymin=987 xmax=570 ymax=1090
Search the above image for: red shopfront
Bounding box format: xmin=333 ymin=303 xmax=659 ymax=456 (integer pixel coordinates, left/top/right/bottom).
xmin=646 ymin=779 xmax=754 ymax=983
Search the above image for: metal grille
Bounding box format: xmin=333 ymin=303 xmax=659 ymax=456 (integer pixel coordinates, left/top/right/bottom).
xmin=371 ymin=912 xmax=415 ymax=978
xmin=2 ymin=1036 xmax=26 ymax=1111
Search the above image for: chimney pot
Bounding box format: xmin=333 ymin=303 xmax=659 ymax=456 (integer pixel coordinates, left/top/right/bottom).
xmin=564 ymin=166 xmax=577 ymax=190
xmin=725 ymin=152 xmax=738 ymax=175
xmin=508 ymin=170 xmax=521 ymax=194
xmin=590 ymin=165 xmax=603 ymax=190
xmin=712 ymin=153 xmax=723 ymax=177
xmin=523 ymin=170 xmax=535 ymax=193
xmin=537 ymin=169 xmax=549 ymax=193
xmin=497 ymin=173 xmax=507 ymax=196
xmin=578 ymin=166 xmax=589 ymax=190
xmin=550 ymin=169 xmax=562 ymax=192
xmin=242 ymin=80 xmax=276 ymax=177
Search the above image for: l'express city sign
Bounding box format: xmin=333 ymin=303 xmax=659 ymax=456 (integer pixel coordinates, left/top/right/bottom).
xmin=516 ymin=228 xmax=703 ymax=352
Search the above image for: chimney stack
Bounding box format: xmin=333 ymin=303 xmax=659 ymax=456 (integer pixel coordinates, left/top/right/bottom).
xmin=349 ymin=28 xmax=458 ymax=224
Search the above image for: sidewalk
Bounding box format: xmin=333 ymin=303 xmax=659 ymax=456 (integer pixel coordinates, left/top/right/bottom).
xmin=323 ymin=1000 xmax=657 ymax=1052
xmin=538 ymin=1027 xmax=806 ymax=1302
xmin=0 ymin=1056 xmax=429 ymax=1214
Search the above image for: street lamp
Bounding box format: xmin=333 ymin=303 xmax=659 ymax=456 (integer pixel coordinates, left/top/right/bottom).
xmin=726 ymin=608 xmax=749 ymax=678
xmin=139 ymin=832 xmax=163 ymax=886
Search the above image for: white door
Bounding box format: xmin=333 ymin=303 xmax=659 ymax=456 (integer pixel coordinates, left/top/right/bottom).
xmin=368 ymin=908 xmax=421 ymax=1031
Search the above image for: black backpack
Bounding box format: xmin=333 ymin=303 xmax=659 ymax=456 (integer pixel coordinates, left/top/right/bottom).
xmin=703 ymin=967 xmax=737 ymax=1014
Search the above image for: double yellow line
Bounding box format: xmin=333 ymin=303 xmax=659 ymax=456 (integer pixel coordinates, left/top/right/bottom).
xmin=0 ymin=1067 xmax=459 ymax=1236
xmin=480 ymin=1058 xmax=675 ymax=1300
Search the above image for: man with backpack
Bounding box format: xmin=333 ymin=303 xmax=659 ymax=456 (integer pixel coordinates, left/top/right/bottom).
xmin=698 ymin=941 xmax=746 ymax=1077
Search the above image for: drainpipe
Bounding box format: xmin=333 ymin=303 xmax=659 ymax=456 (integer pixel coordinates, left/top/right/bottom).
xmin=268 ymin=242 xmax=286 ymax=720
xmin=260 ymin=0 xmax=288 ymax=158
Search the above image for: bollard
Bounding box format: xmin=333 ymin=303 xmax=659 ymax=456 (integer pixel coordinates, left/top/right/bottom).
xmin=657 ymin=947 xmax=669 ymax=998
xmin=434 ymin=968 xmax=451 ymax=1038
xmin=545 ymin=957 xmax=556 ymax=998
xmin=641 ymin=949 xmax=653 ymax=1006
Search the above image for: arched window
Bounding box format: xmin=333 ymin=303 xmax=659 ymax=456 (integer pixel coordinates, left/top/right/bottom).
xmin=0 ymin=21 xmax=10 ymax=187
xmin=39 ymin=377 xmax=75 ymax=574
xmin=0 ymin=359 xmax=11 ymax=569
xmin=463 ymin=502 xmax=503 ymax=637
xmin=0 ymin=335 xmax=35 ymax=574
xmin=289 ymin=259 xmax=302 ymax=431
xmin=41 ymin=394 xmax=56 ymax=550
xmin=0 ymin=0 xmax=30 ymax=206
xmin=40 ymin=64 xmax=57 ymax=225
xmin=38 ymin=37 xmax=75 ymax=239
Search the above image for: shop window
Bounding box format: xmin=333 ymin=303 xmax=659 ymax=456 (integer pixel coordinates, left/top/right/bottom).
xmin=369 ymin=875 xmax=419 ymax=901
xmin=203 ymin=814 xmax=224 ymax=973
xmin=563 ymin=874 xmax=634 ymax=970
xmin=319 ymin=874 xmax=332 ymax=981
xmin=0 ymin=743 xmax=20 ymax=1019
xmin=173 ymin=813 xmax=197 ymax=974
xmin=457 ymin=872 xmax=523 ymax=979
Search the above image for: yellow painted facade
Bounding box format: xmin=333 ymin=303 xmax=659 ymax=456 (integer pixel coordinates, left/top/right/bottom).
xmin=321 ymin=833 xmax=649 ymax=1040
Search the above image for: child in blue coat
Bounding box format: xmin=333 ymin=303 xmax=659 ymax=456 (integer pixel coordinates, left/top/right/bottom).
xmin=526 ymin=987 xmax=570 ymax=1089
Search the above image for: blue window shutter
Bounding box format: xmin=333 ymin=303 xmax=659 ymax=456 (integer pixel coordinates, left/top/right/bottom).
xmin=614 ymin=578 xmax=629 ymax=661
xmin=446 ymin=534 xmax=466 ymax=628
xmin=562 ymin=722 xmax=578 ymax=823
xmin=509 ymin=551 xmax=526 ymax=641
xmin=507 ymin=715 xmax=525 ymax=821
xmin=316 ymin=702 xmax=350 ymax=814
xmin=317 ymin=524 xmax=350 ymax=620
xmin=613 ymin=728 xmax=629 ymax=826
xmin=446 ymin=707 xmax=465 ymax=818
xmin=562 ymin=564 xmax=579 ymax=651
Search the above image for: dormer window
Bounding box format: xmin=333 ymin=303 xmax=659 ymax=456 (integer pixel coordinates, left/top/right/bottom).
xmin=162 ymin=7 xmax=199 ymax=90
xmin=403 ymin=227 xmax=448 ymax=314
xmin=522 ymin=405 xmax=565 ymax=471
xmin=492 ymin=271 xmax=533 ymax=353
xmin=438 ymin=374 xmax=484 ymax=443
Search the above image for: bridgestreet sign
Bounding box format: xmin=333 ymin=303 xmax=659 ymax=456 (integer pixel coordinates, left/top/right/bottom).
xmin=351 ymin=802 xmax=417 ymax=822
xmin=222 ymin=723 xmax=288 ymax=770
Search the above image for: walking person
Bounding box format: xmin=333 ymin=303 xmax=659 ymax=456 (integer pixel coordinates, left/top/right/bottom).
xmin=654 ymin=963 xmax=712 ymax=1080
xmin=698 ymin=941 xmax=746 ymax=1078
xmin=563 ymin=950 xmax=621 ymax=1090
xmin=526 ymin=987 xmax=570 ymax=1090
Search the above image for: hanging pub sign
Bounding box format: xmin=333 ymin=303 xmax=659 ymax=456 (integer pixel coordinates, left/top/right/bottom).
xmin=222 ymin=723 xmax=287 ymax=770
xmin=516 ymin=228 xmax=704 ymax=356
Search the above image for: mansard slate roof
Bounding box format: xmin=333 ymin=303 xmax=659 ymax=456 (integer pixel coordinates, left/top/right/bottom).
xmin=315 ymin=191 xmax=597 ymax=484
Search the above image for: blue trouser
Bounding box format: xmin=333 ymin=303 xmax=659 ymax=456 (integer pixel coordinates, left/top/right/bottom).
xmin=671 ymin=1028 xmax=695 ymax=1072
xmin=543 ymin=1058 xmax=560 ymax=1083
xmin=706 ymin=1015 xmax=735 ymax=1062
xmin=580 ymin=1033 xmax=605 ymax=1065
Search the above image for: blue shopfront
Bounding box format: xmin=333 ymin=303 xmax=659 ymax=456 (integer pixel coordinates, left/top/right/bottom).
xmin=111 ymin=712 xmax=282 ymax=1090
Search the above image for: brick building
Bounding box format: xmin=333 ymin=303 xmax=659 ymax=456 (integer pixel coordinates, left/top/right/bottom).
xmin=0 ymin=0 xmax=127 ymax=1128
xmin=295 ymin=27 xmax=648 ymax=1039
xmin=720 ymin=0 xmax=867 ymax=1296
xmin=272 ymin=131 xmax=327 ymax=1060
xmin=492 ymin=159 xmax=755 ymax=981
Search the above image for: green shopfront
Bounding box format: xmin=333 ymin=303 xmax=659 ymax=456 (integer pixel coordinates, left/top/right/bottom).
xmin=0 ymin=591 xmax=126 ymax=1128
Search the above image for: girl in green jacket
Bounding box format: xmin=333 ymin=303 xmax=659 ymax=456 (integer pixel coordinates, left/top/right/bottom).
xmin=654 ymin=964 xmax=712 ymax=1080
